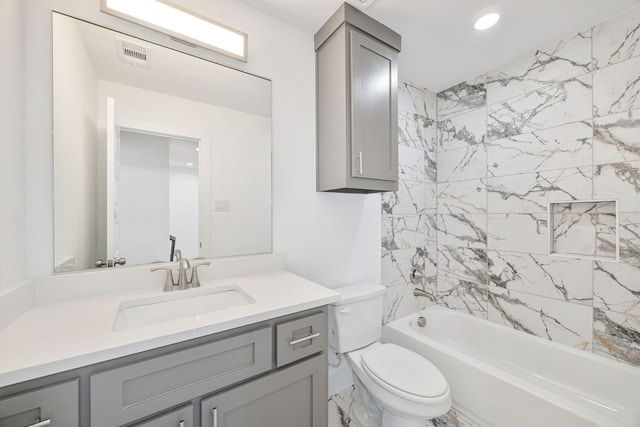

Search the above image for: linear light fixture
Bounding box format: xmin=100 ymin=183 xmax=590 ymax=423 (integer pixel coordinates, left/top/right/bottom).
xmin=100 ymin=0 xmax=248 ymax=61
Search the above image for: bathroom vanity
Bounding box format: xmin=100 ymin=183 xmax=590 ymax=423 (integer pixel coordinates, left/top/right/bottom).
xmin=0 ymin=255 xmax=338 ymax=427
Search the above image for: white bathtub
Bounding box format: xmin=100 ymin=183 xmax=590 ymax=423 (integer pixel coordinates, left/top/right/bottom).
xmin=386 ymin=306 xmax=640 ymax=427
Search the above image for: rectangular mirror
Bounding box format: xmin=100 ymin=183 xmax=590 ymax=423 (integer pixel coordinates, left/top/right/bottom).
xmin=53 ymin=12 xmax=272 ymax=272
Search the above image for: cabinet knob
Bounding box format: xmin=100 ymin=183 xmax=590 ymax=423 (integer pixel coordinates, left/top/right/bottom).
xmin=24 ymin=419 xmax=51 ymax=427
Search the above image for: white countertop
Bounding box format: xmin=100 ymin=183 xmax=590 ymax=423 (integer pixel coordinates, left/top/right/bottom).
xmin=0 ymin=255 xmax=340 ymax=387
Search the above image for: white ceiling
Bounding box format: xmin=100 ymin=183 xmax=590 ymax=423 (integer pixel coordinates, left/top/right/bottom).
xmin=239 ymin=0 xmax=640 ymax=92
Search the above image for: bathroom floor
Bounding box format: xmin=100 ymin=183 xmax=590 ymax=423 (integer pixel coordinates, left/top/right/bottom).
xmin=329 ymin=385 xmax=481 ymax=427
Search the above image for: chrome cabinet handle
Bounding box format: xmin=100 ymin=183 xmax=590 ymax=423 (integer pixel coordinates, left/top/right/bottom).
xmin=211 ymin=407 xmax=218 ymax=427
xmin=178 ymin=421 xmax=184 ymax=427
xmin=289 ymin=332 xmax=320 ymax=346
xmin=356 ymin=151 xmax=363 ymax=175
xmin=24 ymin=419 xmax=51 ymax=427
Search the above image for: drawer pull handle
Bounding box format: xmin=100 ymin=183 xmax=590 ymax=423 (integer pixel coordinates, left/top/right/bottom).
xmin=211 ymin=407 xmax=218 ymax=427
xmin=25 ymin=419 xmax=51 ymax=427
xmin=289 ymin=332 xmax=320 ymax=346
xmin=178 ymin=421 xmax=185 ymax=427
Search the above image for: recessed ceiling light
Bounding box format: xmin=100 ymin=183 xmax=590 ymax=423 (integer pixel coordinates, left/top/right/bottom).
xmin=472 ymin=8 xmax=501 ymax=31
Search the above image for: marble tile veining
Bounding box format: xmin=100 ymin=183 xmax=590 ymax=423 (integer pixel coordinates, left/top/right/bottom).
xmin=438 ymin=179 xmax=487 ymax=215
xmin=593 ymin=55 xmax=640 ymax=117
xmin=398 ymin=145 xmax=427 ymax=183
xmin=382 ymin=246 xmax=437 ymax=288
xmin=593 ymin=108 xmax=640 ymax=165
xmin=486 ymin=30 xmax=592 ymax=105
xmin=593 ymin=7 xmax=640 ymax=69
xmin=487 ymin=121 xmax=592 ymax=177
xmin=437 ymin=214 xmax=488 ymax=249
xmin=398 ymin=82 xmax=437 ymax=152
xmin=437 ymin=106 xmax=487 ymax=152
xmin=488 ymin=213 xmax=548 ymax=255
xmin=619 ymin=213 xmax=640 ymax=263
xmin=382 ymin=179 xmax=428 ymax=216
xmin=487 ymin=167 xmax=592 ymax=214
xmin=593 ymin=308 xmax=640 ymax=366
xmin=488 ymin=287 xmax=593 ymax=350
xmin=437 ymin=144 xmax=487 ymax=183
xmin=594 ymin=261 xmax=640 ymax=317
xmin=382 ymin=215 xmax=428 ymax=254
xmin=487 ymin=74 xmax=592 ymax=141
xmin=437 ymin=77 xmax=487 ymax=118
xmin=488 ymin=250 xmax=592 ymax=305
xmin=594 ymin=160 xmax=640 ymax=212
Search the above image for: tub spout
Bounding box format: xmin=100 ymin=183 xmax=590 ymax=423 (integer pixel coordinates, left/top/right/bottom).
xmin=413 ymin=288 xmax=432 ymax=299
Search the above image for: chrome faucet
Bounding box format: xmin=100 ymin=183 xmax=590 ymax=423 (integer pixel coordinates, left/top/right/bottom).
xmin=151 ymin=258 xmax=211 ymax=292
xmin=413 ymin=288 xmax=433 ymax=299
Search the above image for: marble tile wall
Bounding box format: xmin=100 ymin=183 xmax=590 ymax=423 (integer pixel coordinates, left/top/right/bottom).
xmin=381 ymin=82 xmax=438 ymax=324
xmin=434 ymin=6 xmax=640 ymax=367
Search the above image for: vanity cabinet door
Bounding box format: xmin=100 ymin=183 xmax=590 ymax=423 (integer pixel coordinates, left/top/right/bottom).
xmin=130 ymin=405 xmax=193 ymax=427
xmin=0 ymin=380 xmax=79 ymax=427
xmin=201 ymin=354 xmax=327 ymax=427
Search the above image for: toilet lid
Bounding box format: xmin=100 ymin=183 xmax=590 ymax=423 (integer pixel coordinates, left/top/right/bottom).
xmin=360 ymin=344 xmax=448 ymax=398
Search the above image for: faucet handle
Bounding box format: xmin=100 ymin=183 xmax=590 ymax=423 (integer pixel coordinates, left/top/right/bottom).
xmin=190 ymin=261 xmax=211 ymax=288
xmin=150 ymin=266 xmax=175 ymax=292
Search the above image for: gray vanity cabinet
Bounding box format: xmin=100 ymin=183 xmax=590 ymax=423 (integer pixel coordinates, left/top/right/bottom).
xmin=201 ymin=354 xmax=327 ymax=427
xmin=315 ymin=3 xmax=401 ymax=193
xmin=0 ymin=380 xmax=79 ymax=427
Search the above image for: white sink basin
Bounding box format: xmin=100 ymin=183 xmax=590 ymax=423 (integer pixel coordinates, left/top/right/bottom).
xmin=112 ymin=285 xmax=254 ymax=331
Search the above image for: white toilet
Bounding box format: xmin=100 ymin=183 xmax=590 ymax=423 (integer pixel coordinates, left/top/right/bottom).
xmin=329 ymin=284 xmax=451 ymax=427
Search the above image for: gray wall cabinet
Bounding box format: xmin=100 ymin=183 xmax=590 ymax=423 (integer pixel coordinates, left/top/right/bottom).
xmin=0 ymin=307 xmax=327 ymax=427
xmin=315 ymin=3 xmax=401 ymax=193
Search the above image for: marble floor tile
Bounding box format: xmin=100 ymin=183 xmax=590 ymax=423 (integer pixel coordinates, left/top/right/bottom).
xmin=437 ymin=144 xmax=487 ymax=183
xmin=487 ymin=29 xmax=592 ymax=105
xmin=437 ymin=214 xmax=488 ymax=249
xmin=487 ymin=213 xmax=548 ymax=255
xmin=487 ymin=167 xmax=592 ymax=214
xmin=593 ymin=55 xmax=640 ymax=117
xmin=593 ymin=108 xmax=640 ymax=165
xmin=487 ymin=74 xmax=592 ymax=141
xmin=488 ymin=250 xmax=592 ymax=305
xmin=593 ymin=308 xmax=640 ymax=367
xmin=594 ymin=261 xmax=640 ymax=317
xmin=488 ymin=121 xmax=592 ymax=177
xmin=438 ymin=179 xmax=487 ymax=215
xmin=593 ymin=6 xmax=640 ymax=69
xmin=437 ymin=106 xmax=487 ymax=152
xmin=427 ymin=407 xmax=482 ymax=427
xmin=488 ymin=287 xmax=593 ymax=350
xmin=328 ymin=386 xmax=359 ymax=427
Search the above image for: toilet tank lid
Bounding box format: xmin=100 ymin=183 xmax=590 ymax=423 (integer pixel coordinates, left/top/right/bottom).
xmin=331 ymin=283 xmax=385 ymax=305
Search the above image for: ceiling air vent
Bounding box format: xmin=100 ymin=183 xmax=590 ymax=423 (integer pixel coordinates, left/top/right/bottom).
xmin=347 ymin=0 xmax=377 ymax=9
xmin=116 ymin=38 xmax=152 ymax=69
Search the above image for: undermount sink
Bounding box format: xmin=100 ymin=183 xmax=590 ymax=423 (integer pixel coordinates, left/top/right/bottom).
xmin=112 ymin=285 xmax=254 ymax=331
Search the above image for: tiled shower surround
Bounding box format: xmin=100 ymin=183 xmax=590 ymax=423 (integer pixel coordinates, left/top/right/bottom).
xmin=331 ymin=7 xmax=640 ymax=427
xmin=382 ymin=6 xmax=640 ymax=367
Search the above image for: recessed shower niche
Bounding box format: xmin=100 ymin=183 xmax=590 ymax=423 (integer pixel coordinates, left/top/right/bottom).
xmin=548 ymin=200 xmax=619 ymax=261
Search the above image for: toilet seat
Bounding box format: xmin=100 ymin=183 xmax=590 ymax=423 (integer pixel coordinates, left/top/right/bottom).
xmin=360 ymin=343 xmax=449 ymax=402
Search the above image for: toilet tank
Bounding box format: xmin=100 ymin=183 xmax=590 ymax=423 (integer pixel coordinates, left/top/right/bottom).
xmin=328 ymin=283 xmax=386 ymax=353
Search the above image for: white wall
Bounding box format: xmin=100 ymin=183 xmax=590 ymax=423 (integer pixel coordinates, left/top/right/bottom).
xmin=21 ymin=0 xmax=381 ymax=288
xmin=52 ymin=14 xmax=99 ymax=271
xmin=170 ymin=165 xmax=199 ymax=260
xmin=0 ymin=0 xmax=25 ymax=288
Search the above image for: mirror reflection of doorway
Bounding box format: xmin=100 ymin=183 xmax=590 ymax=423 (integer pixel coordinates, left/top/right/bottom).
xmin=118 ymin=129 xmax=200 ymax=265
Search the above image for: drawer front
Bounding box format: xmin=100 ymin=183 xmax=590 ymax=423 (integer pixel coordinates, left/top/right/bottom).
xmin=131 ymin=405 xmax=193 ymax=427
xmin=276 ymin=312 xmax=327 ymax=367
xmin=0 ymin=379 xmax=79 ymax=427
xmin=91 ymin=327 xmax=272 ymax=427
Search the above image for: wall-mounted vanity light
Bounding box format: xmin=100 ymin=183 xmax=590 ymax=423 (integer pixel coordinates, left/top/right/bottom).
xmin=100 ymin=0 xmax=248 ymax=61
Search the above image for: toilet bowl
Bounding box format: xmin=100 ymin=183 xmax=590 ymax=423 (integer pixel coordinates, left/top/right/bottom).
xmin=329 ymin=284 xmax=451 ymax=427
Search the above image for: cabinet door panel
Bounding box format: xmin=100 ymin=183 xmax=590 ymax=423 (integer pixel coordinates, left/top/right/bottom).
xmin=350 ymin=29 xmax=398 ymax=182
xmin=0 ymin=380 xmax=78 ymax=427
xmin=202 ymin=355 xmax=327 ymax=427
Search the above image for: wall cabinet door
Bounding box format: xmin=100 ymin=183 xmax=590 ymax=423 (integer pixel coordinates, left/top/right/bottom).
xmin=350 ymin=29 xmax=398 ymax=183
xmin=0 ymin=380 xmax=78 ymax=427
xmin=201 ymin=355 xmax=327 ymax=427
